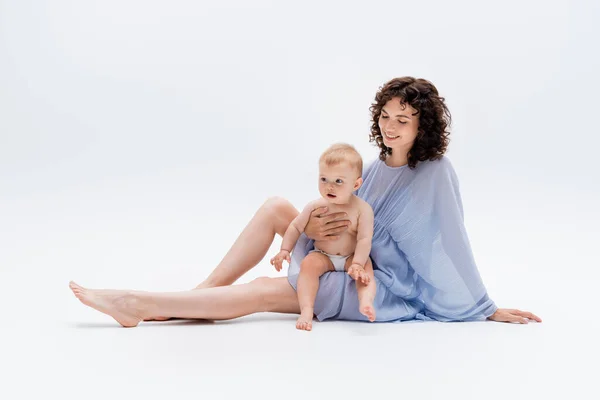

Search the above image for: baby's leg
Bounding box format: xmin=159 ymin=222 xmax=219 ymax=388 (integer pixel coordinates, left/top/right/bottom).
xmin=358 ymin=259 xmax=377 ymax=321
xmin=296 ymin=252 xmax=334 ymax=331
xmin=344 ymin=257 xmax=377 ymax=322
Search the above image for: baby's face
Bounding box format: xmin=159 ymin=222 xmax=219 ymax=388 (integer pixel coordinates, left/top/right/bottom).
xmin=318 ymin=162 xmax=361 ymax=205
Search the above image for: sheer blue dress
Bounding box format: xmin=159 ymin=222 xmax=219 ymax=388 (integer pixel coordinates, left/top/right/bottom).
xmin=287 ymin=156 xmax=498 ymax=322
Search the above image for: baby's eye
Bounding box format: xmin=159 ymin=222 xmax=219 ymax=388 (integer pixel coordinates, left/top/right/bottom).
xmin=320 ymin=177 xmax=327 ymax=183
xmin=335 ymin=179 xmax=343 ymax=184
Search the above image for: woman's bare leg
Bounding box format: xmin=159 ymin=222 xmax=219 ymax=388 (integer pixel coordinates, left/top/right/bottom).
xmin=146 ymin=197 xmax=298 ymax=321
xmin=295 ymin=253 xmax=333 ymax=331
xmin=69 ymin=277 xmax=300 ymax=327
xmin=197 ymin=197 xmax=299 ymax=288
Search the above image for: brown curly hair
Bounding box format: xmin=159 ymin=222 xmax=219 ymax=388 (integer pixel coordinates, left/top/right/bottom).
xmin=369 ymin=77 xmax=452 ymax=169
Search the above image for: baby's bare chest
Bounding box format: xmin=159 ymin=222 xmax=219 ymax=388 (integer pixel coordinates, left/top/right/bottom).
xmin=327 ymin=205 xmax=360 ymax=234
xmin=314 ymin=206 xmax=361 ymax=255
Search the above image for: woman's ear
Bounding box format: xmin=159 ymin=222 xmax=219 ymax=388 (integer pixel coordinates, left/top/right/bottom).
xmin=353 ymin=177 xmax=363 ymax=191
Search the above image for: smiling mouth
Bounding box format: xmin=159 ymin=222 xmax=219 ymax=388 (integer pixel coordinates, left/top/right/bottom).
xmin=384 ymin=132 xmax=399 ymax=139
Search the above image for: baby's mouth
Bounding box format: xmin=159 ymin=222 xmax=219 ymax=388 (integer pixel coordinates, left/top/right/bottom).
xmin=327 ymin=194 xmax=337 ymax=198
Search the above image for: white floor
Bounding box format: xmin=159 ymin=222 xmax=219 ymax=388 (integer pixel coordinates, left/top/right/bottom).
xmin=1 ymin=299 xmax=595 ymax=400
xmin=2 ymin=1 xmax=599 ymax=398
xmin=2 ymin=209 xmax=598 ymax=400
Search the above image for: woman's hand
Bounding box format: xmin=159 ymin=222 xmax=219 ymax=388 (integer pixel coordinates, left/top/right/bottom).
xmin=304 ymin=206 xmax=351 ymax=241
xmin=488 ymin=308 xmax=542 ymax=324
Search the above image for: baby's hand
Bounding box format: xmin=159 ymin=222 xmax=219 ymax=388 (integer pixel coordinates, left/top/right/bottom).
xmin=348 ymin=263 xmax=370 ymax=285
xmin=270 ymin=250 xmax=291 ymax=272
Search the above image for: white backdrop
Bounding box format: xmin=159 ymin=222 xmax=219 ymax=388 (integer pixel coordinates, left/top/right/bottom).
xmin=1 ymin=1 xmax=598 ymax=399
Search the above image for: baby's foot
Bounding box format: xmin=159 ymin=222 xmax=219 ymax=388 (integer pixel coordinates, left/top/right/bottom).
xmin=296 ymin=308 xmax=314 ymax=331
xmin=69 ymin=281 xmax=145 ymax=327
xmin=359 ymin=301 xmax=376 ymax=322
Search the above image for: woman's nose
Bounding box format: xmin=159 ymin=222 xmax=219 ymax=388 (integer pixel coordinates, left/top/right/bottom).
xmin=384 ymin=119 xmax=397 ymax=129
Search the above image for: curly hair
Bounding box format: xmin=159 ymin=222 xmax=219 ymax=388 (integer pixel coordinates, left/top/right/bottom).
xmin=369 ymin=77 xmax=452 ymax=169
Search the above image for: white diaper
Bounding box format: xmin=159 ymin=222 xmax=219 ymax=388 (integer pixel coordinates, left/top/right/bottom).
xmin=309 ymin=246 xmax=351 ymax=272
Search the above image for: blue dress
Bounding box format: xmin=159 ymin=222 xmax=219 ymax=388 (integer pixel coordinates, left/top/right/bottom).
xmin=287 ymin=156 xmax=498 ymax=322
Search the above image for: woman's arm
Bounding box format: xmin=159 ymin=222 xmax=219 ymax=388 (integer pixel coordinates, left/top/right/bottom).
xmin=392 ymin=159 xmax=541 ymax=323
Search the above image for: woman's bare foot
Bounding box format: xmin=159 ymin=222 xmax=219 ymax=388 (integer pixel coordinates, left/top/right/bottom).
xmin=359 ymin=301 xmax=376 ymax=322
xmin=145 ymin=316 xmax=171 ymax=321
xmin=69 ymin=281 xmax=147 ymax=327
xmin=296 ymin=307 xmax=314 ymax=331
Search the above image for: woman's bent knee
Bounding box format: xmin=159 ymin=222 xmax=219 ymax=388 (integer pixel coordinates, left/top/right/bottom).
xmin=262 ymin=197 xmax=298 ymax=236
xmin=263 ymin=197 xmax=291 ymax=212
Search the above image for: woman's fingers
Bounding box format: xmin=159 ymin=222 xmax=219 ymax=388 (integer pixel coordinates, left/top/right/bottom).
xmin=324 ymin=225 xmax=350 ymax=236
xmin=512 ymin=315 xmax=529 ymax=324
xmin=515 ymin=310 xmax=542 ymax=322
xmin=322 ymin=212 xmax=349 ymax=224
xmin=489 ymin=308 xmax=541 ymax=324
xmin=310 ymin=206 xmax=329 ymax=219
xmin=323 ymin=235 xmax=340 ymax=241
xmin=327 ymin=221 xmax=352 ymax=230
xmin=321 ymin=221 xmax=351 ymax=238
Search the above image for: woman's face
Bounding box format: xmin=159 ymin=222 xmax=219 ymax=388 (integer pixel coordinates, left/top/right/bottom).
xmin=378 ymin=97 xmax=420 ymax=151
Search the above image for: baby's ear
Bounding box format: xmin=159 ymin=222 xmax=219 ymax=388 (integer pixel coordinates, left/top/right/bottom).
xmin=354 ymin=177 xmax=363 ymax=190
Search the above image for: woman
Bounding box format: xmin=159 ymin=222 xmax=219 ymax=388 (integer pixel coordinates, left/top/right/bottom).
xmin=69 ymin=77 xmax=541 ymax=327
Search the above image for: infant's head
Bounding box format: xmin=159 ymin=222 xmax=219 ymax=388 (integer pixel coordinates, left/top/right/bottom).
xmin=318 ymin=143 xmax=363 ymax=205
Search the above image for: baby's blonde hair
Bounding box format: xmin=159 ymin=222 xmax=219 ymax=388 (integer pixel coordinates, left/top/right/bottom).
xmin=319 ymin=143 xmax=363 ymax=177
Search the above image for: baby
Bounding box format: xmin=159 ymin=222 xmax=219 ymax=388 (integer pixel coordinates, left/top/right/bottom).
xmin=270 ymin=143 xmax=376 ymax=331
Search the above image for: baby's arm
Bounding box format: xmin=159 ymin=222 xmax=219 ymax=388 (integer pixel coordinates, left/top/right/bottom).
xmin=351 ymin=201 xmax=374 ymax=269
xmin=270 ymin=199 xmax=325 ymax=271
xmin=281 ymin=199 xmax=325 ymax=252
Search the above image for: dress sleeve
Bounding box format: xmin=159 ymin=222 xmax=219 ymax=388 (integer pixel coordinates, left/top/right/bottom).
xmin=390 ymin=159 xmax=497 ymax=321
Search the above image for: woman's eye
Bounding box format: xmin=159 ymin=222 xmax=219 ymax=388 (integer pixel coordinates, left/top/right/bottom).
xmin=381 ymin=115 xmax=388 ymax=119
xmin=399 ymin=120 xmax=407 ymax=124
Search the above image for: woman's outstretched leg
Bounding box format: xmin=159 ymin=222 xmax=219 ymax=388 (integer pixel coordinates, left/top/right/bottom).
xmin=146 ymin=197 xmax=298 ymax=321
xmin=69 ymin=277 xmax=300 ymax=327
xmin=196 ymin=197 xmax=299 ymax=288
